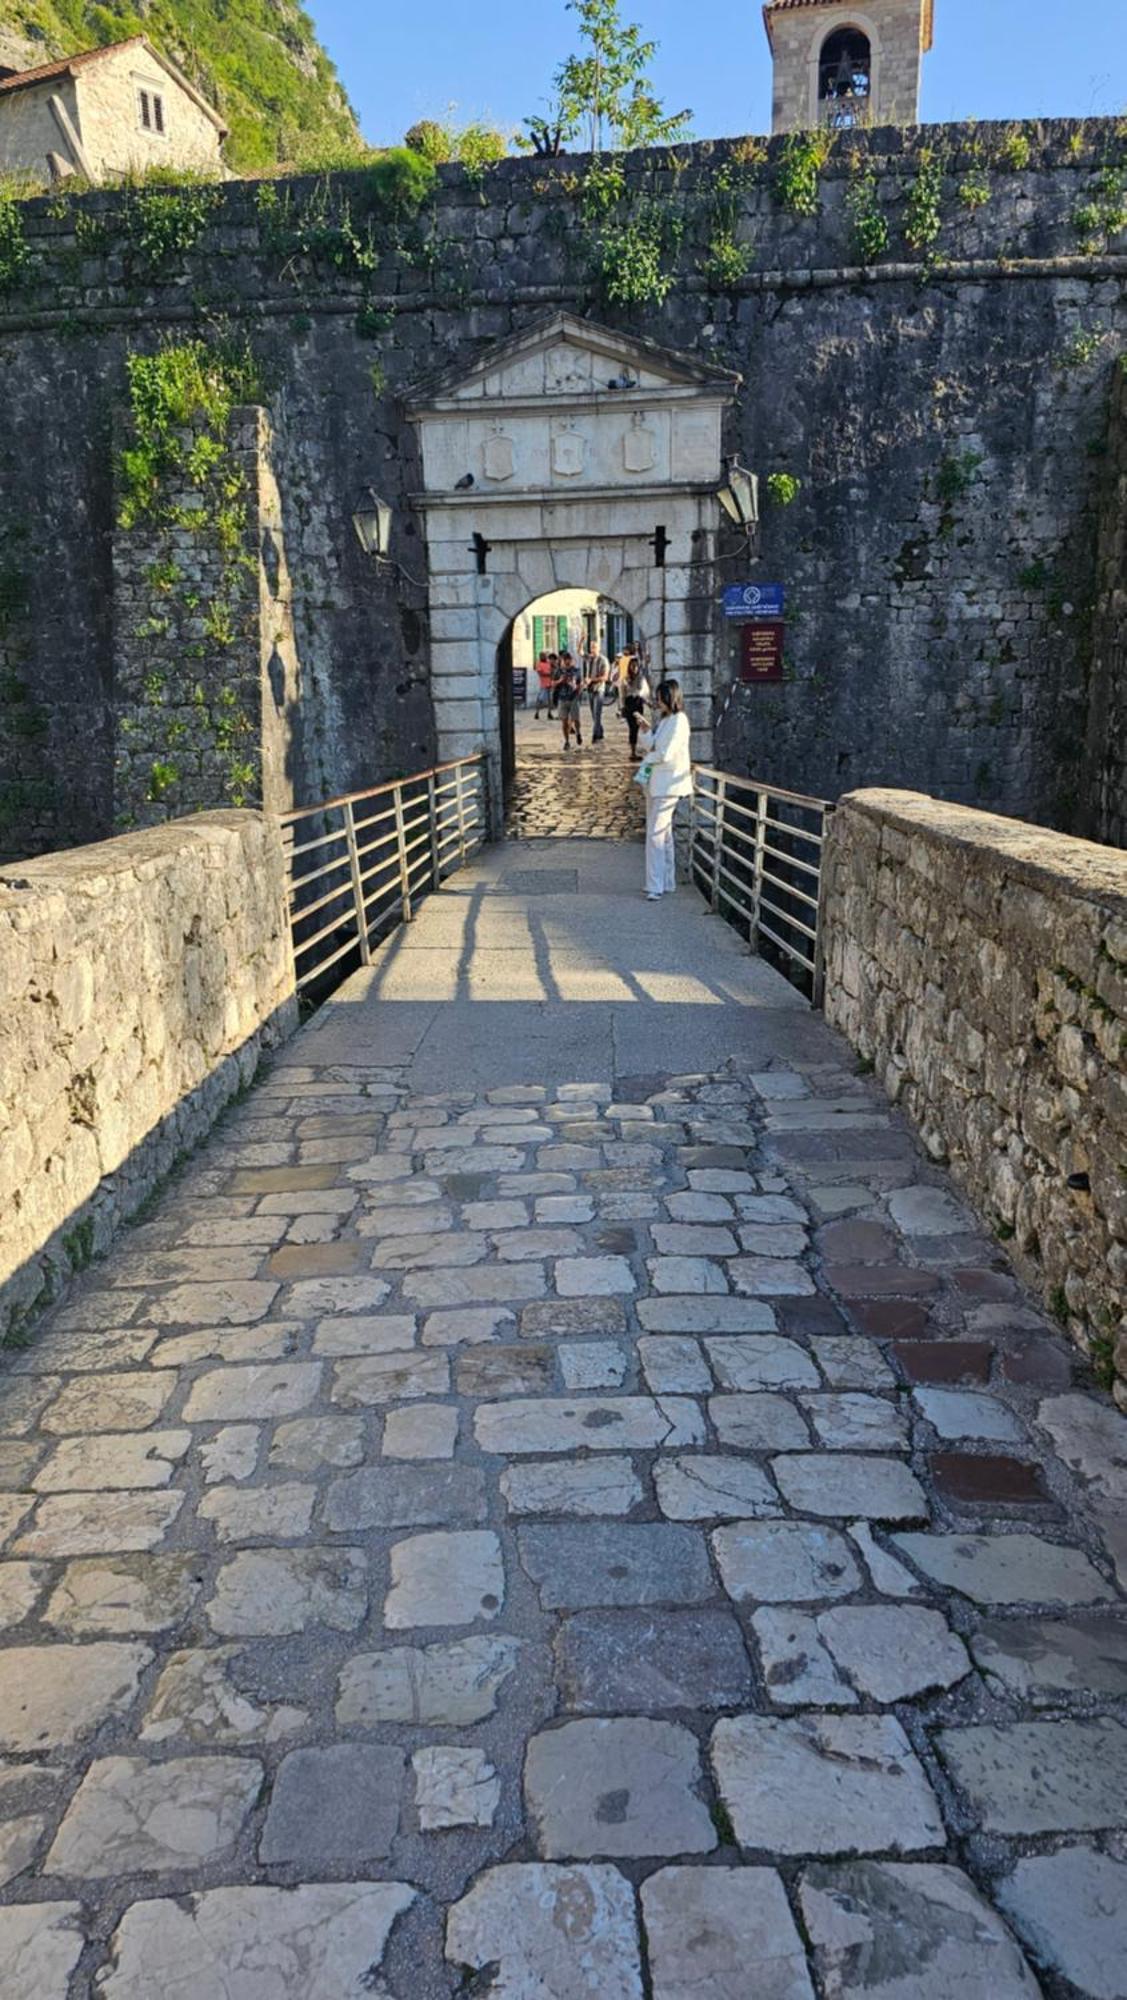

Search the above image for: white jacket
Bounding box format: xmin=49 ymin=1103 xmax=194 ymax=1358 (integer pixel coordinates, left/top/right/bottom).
xmin=642 ymin=711 xmax=693 ymax=799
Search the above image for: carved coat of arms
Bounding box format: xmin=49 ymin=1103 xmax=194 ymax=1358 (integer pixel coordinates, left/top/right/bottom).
xmin=551 ymin=426 xmax=585 ymax=477
xmin=624 ymin=413 xmax=657 ymax=474
xmin=482 ymin=430 xmax=514 ymax=482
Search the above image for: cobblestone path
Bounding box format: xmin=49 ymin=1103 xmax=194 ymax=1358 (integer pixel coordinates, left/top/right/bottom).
xmin=1 ymin=843 xmax=1126 ymax=1997
xmin=505 ymin=706 xmax=644 ymax=839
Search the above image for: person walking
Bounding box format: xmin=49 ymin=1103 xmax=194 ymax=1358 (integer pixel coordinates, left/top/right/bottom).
xmin=546 ymin=651 xmax=561 ymax=719
xmin=636 ymin=679 xmax=692 ymax=900
xmin=585 ymin=645 xmax=610 ymax=744
xmin=555 ymin=650 xmax=584 ymax=750
xmin=534 ymin=652 xmax=554 ymax=719
xmin=622 ymin=655 xmax=651 ymax=760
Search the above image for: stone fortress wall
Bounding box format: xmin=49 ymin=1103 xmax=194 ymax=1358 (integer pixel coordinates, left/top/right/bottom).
xmin=0 ymin=813 xmax=296 ymax=1339
xmin=823 ymin=789 xmax=1127 ymax=1403
xmin=0 ymin=121 xmax=1124 ymax=864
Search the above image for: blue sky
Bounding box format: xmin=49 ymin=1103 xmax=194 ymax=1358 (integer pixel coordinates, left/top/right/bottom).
xmin=307 ymin=0 xmax=1120 ymax=148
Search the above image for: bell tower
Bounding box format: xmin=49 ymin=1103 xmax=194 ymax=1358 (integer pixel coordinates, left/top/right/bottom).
xmin=763 ymin=1 xmax=934 ymax=134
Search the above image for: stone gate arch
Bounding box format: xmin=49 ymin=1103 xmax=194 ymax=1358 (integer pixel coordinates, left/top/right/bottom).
xmin=405 ymin=312 xmax=739 ymax=827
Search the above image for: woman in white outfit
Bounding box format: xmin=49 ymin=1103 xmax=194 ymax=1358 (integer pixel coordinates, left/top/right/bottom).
xmin=637 ymin=680 xmax=693 ymax=900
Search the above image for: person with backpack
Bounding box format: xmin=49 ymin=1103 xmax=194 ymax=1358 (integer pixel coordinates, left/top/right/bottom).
xmin=635 ymin=679 xmax=693 ymax=899
xmin=555 ymin=650 xmax=584 ymax=750
xmin=584 ymin=645 xmax=610 ymax=744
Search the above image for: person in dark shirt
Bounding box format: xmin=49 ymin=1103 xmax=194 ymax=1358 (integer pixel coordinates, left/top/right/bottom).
xmin=555 ymin=650 xmax=584 ymax=750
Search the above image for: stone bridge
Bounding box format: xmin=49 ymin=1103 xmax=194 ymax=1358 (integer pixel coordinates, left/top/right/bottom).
xmin=0 ymin=748 xmax=1126 ymax=1996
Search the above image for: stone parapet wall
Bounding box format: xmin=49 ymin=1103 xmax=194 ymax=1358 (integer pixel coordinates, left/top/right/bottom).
xmin=822 ymin=789 xmax=1127 ymax=1400
xmin=0 ymin=812 xmax=297 ymax=1339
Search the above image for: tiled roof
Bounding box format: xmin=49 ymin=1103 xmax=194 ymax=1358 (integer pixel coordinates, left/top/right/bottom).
xmin=763 ymin=2 xmax=934 ymax=52
xmin=0 ymin=37 xmax=146 ymax=94
xmin=0 ymin=34 xmax=227 ymax=130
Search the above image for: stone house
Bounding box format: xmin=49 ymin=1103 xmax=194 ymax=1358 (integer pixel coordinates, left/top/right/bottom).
xmin=764 ymin=0 xmax=934 ymax=132
xmin=0 ymin=36 xmax=226 ymax=184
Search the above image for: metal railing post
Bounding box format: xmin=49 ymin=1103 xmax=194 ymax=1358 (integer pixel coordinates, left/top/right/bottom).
xmin=811 ymin=802 xmax=831 ymax=1011
xmin=455 ymin=763 xmax=467 ymax=865
xmin=343 ymin=801 xmax=371 ymax=966
xmin=393 ymin=782 xmax=413 ymax=922
xmin=752 ymin=787 xmax=769 ymax=940
xmin=710 ymin=777 xmax=726 ymax=912
xmin=427 ymin=772 xmax=441 ymax=889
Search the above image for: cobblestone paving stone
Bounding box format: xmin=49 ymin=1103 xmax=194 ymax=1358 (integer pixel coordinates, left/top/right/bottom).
xmin=504 ymin=710 xmax=645 ymax=841
xmin=2 ymin=870 xmax=1127 ymax=1994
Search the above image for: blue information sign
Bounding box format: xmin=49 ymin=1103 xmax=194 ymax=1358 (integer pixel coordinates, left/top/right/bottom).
xmin=723 ymin=583 xmax=785 ymax=620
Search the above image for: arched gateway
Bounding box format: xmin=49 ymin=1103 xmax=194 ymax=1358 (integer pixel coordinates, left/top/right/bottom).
xmin=405 ymin=312 xmax=739 ymax=829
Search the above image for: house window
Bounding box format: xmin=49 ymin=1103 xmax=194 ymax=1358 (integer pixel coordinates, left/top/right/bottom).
xmin=137 ymin=88 xmax=166 ymax=135
xmin=818 ymin=26 xmax=871 ymax=127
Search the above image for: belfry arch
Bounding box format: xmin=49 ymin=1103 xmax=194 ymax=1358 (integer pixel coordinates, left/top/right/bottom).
xmin=405 ymin=312 xmax=739 ymax=828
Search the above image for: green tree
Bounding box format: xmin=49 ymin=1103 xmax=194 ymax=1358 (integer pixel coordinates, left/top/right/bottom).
xmin=529 ymin=0 xmax=691 ymax=156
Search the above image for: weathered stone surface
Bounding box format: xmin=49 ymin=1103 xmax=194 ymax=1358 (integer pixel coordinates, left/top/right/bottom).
xmin=0 ymin=1641 xmax=151 ymax=1750
xmin=752 ymin=1608 xmax=857 ymax=1707
xmin=456 ymin=1344 xmax=554 ymax=1398
xmin=637 ymin=1297 xmax=776 ymax=1334
xmin=41 ymin=1370 xmax=175 ymax=1434
xmin=47 ymin=1754 xmax=260 ymax=1875
xmin=526 ymin=1718 xmax=715 ymax=1858
xmin=331 ymin=1351 xmax=449 ymax=1407
xmin=182 ymin=1363 xmax=322 ymax=1423
xmin=705 ymin=1336 xmax=819 ymax=1389
xmin=810 ymin=1337 xmax=895 ymax=1389
xmin=502 ymin=1457 xmax=642 ymax=1516
xmin=414 ymin=1745 xmax=499 ymax=1829
xmin=638 ymin=1335 xmax=711 ymax=1394
xmin=382 ymin=1403 xmax=458 ymax=1458
xmin=970 ymin=1613 xmax=1127 ymax=1700
xmin=445 ymin=1864 xmax=643 ymax=1998
xmin=817 ymin=1606 xmax=971 ymax=1701
xmin=848 ymin=1522 xmax=924 ymax=1597
xmin=714 ymin=1520 xmax=862 ymax=1604
xmin=260 ymin=1743 xmax=403 ymax=1862
xmin=1036 ymin=1394 xmax=1127 ymax=1500
xmin=476 ymin=1396 xmax=672 ymax=1454
xmin=312 ymin=1313 xmax=417 ymax=1355
xmin=997 ymin=1846 xmax=1127 ymax=2000
xmin=0 ymin=1813 xmax=45 ymax=1889
xmin=555 ymin=1256 xmax=637 ymax=1296
xmin=200 ymin=1425 xmax=260 ymax=1483
xmin=199 ymin=1483 xmax=315 ymax=1543
xmin=558 ymin=1340 xmax=627 ymax=1388
xmin=268 ymin=1416 xmax=365 ymax=1472
xmin=0 ymin=1561 xmax=48 ymax=1627
xmin=402 ymin=1265 xmax=546 ymax=1308
xmin=519 ymin=1523 xmax=713 ymax=1608
xmin=712 ymin=1715 xmax=944 ymax=1855
xmin=654 ymin=1454 xmax=778 ymax=1520
xmin=522 ymin=1298 xmax=627 ymax=1338
xmin=644 ymin=1866 xmax=815 ymax=2000
xmin=710 ymin=1394 xmax=810 ymax=1451
xmin=773 ymin=1455 xmax=927 ymax=1522
xmin=801 ymin=1862 xmax=1039 ymax=1999
xmin=730 ymin=1258 xmax=816 ymax=1297
xmin=99 ymin=1883 xmax=415 ymax=2000
xmin=14 ymin=1490 xmax=183 ymax=1556
xmin=141 ymin=1647 xmax=307 ymax=1745
xmin=422 ymin=1305 xmax=517 ymax=1346
xmin=914 ymin=1388 xmax=1023 ymax=1441
xmin=385 ymin=1529 xmax=504 ymax=1628
xmin=144 ymin=1282 xmax=281 ymax=1326
xmin=208 ymin=1547 xmax=367 ymax=1636
xmin=325 ymin=1463 xmax=486 ymax=1530
xmin=558 ymin=1608 xmax=754 ymax=1713
xmin=33 ymin=1429 xmax=190 ymax=1492
xmin=44 ymin=1555 xmax=202 ymax=1634
xmin=336 ymin=1635 xmax=521 ymax=1726
xmin=892 ymin=1532 xmax=1113 ymax=1605
xmin=0 ymin=1904 xmax=85 ymax=2000
xmin=937 ymin=1719 xmax=1127 ymax=1833
xmin=803 ymin=1394 xmax=909 ymax=1451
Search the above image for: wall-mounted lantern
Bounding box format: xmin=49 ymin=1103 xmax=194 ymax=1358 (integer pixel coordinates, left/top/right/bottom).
xmin=352 ymin=490 xmax=393 ymax=561
xmin=717 ymin=459 xmax=760 ymax=533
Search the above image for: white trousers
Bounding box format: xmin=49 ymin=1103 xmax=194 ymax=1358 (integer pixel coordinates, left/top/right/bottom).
xmin=645 ymin=795 xmax=678 ymax=895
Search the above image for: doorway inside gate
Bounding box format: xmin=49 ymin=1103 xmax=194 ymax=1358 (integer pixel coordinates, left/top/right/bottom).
xmin=496 ymin=587 xmax=647 ymax=839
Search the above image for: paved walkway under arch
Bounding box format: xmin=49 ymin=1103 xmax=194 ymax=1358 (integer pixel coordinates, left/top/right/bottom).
xmin=1 ymin=839 xmax=1126 ymax=1997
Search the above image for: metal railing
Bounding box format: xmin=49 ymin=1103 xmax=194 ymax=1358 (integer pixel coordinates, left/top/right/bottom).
xmin=280 ymin=756 xmax=487 ymax=993
xmin=690 ymin=766 xmax=833 ymax=1005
